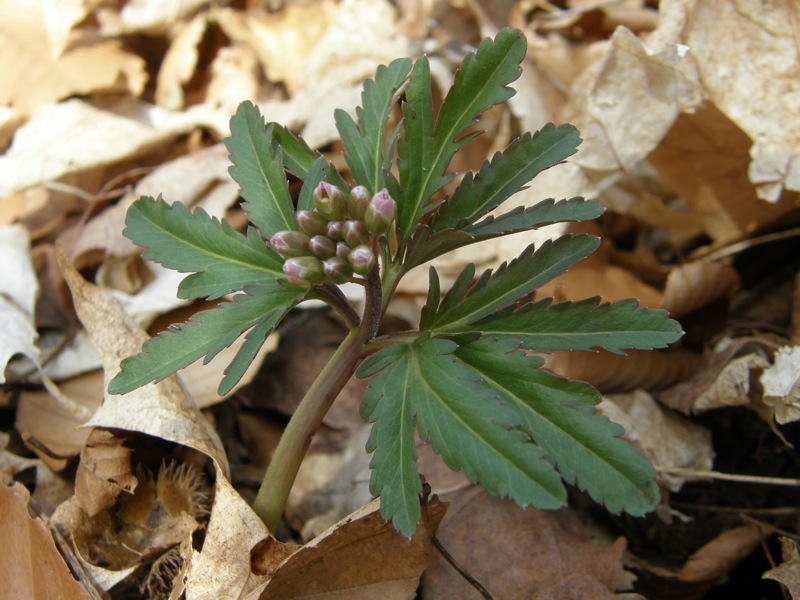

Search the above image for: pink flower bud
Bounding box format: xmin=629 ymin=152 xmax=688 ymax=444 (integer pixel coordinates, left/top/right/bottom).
xmin=342 ymin=219 xmax=369 ymax=248
xmin=348 ymin=185 xmax=371 ymax=220
xmin=295 ymin=210 xmax=328 ymax=237
xmin=326 ymin=220 xmax=344 ymax=241
xmin=283 ymin=256 xmax=325 ymax=287
xmin=364 ymin=188 xmax=396 ymax=235
xmin=336 ymin=241 xmax=350 ymax=259
xmin=308 ymin=235 xmax=336 ymax=259
xmin=270 ymin=231 xmax=311 ymax=258
xmin=322 ymin=257 xmax=353 ymax=284
xmin=348 ymin=245 xmax=376 ymax=275
xmin=312 ymin=181 xmax=346 ymax=221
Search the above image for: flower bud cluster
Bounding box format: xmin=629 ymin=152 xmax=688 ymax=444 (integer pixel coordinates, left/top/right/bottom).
xmin=270 ymin=182 xmax=396 ymax=287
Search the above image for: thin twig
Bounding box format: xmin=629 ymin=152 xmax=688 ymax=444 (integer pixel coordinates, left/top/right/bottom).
xmin=657 ymin=466 xmax=800 ymax=486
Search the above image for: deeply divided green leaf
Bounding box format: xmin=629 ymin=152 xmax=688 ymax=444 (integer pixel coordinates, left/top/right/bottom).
xmin=226 ymin=101 xmax=297 ymax=238
xmin=421 ymin=236 xmax=600 ymax=330
xmin=396 ymin=28 xmax=527 ymax=239
xmin=465 ymin=197 xmax=605 ymax=237
xmin=446 ymin=297 xmax=683 ymax=353
xmin=357 ymin=335 xmax=566 ymax=537
xmin=123 ymin=196 xmax=285 ymax=300
xmin=432 ymin=125 xmax=582 ymax=231
xmin=335 ymin=58 xmax=412 ymax=194
xmin=108 ymin=285 xmax=302 ymax=396
xmin=455 ymin=338 xmax=660 ymax=514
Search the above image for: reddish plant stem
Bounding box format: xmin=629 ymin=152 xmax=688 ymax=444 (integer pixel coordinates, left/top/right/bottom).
xmin=252 ymin=269 xmax=383 ymax=533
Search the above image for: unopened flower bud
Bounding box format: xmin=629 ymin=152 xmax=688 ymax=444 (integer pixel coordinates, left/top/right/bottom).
xmin=322 ymin=257 xmax=353 ymax=284
xmin=336 ymin=241 xmax=350 ymax=259
xmin=295 ymin=210 xmax=328 ymax=237
xmin=312 ymin=181 xmax=346 ymax=221
xmin=283 ymin=256 xmax=325 ymax=287
xmin=326 ymin=220 xmax=344 ymax=241
xmin=364 ymin=188 xmax=396 ymax=235
xmin=270 ymin=231 xmax=311 ymax=258
xmin=308 ymin=235 xmax=336 ymax=259
xmin=348 ymin=185 xmax=371 ymax=220
xmin=342 ymin=219 xmax=369 ymax=248
xmin=348 ymin=245 xmax=376 ymax=275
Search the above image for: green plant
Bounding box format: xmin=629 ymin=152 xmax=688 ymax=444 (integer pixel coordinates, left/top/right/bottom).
xmin=108 ymin=29 xmax=682 ymax=538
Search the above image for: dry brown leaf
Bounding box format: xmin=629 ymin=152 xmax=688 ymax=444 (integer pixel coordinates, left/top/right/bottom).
xmin=598 ymin=390 xmax=714 ymax=492
xmin=760 ymin=345 xmax=800 ymax=424
xmin=15 ymin=370 xmax=104 ymax=470
xmin=422 ymin=487 xmax=631 ymax=599
xmin=678 ymin=524 xmax=766 ymax=583
xmin=0 ymin=481 xmax=94 ymax=599
xmin=648 ymin=102 xmax=795 ymax=245
xmin=256 ymin=495 xmax=447 ymax=599
xmin=764 ymin=537 xmax=800 ymax=599
xmin=75 ymin=428 xmax=138 ymax=517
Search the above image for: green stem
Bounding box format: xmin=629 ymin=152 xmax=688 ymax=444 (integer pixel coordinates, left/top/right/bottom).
xmin=253 ymin=270 xmax=383 ymax=533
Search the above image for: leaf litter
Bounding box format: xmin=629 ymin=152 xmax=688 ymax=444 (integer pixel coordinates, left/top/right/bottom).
xmin=2 ymin=0 xmax=800 ymax=598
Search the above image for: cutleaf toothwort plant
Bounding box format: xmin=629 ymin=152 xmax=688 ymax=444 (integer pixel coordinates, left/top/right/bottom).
xmin=109 ymin=29 xmax=682 ymax=537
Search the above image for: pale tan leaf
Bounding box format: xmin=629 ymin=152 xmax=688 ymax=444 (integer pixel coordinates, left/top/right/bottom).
xmin=155 ymin=14 xmax=208 ymax=109
xmin=57 ymin=246 xmax=227 ymax=469
xmin=0 ymin=2 xmax=146 ymax=115
xmin=97 ymin=0 xmax=210 ymax=36
xmin=760 ymin=345 xmax=800 ymax=424
xmin=656 ymin=1 xmax=800 ymax=202
xmin=0 ymin=224 xmax=40 ymax=383
xmin=572 ymin=26 xmax=701 ymax=173
xmin=0 ymin=98 xmax=198 ymax=198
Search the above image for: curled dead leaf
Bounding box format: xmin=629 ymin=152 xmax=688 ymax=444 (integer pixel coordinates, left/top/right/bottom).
xmin=544 ymin=347 xmax=699 ymax=393
xmin=661 ymin=261 xmax=740 ymax=320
